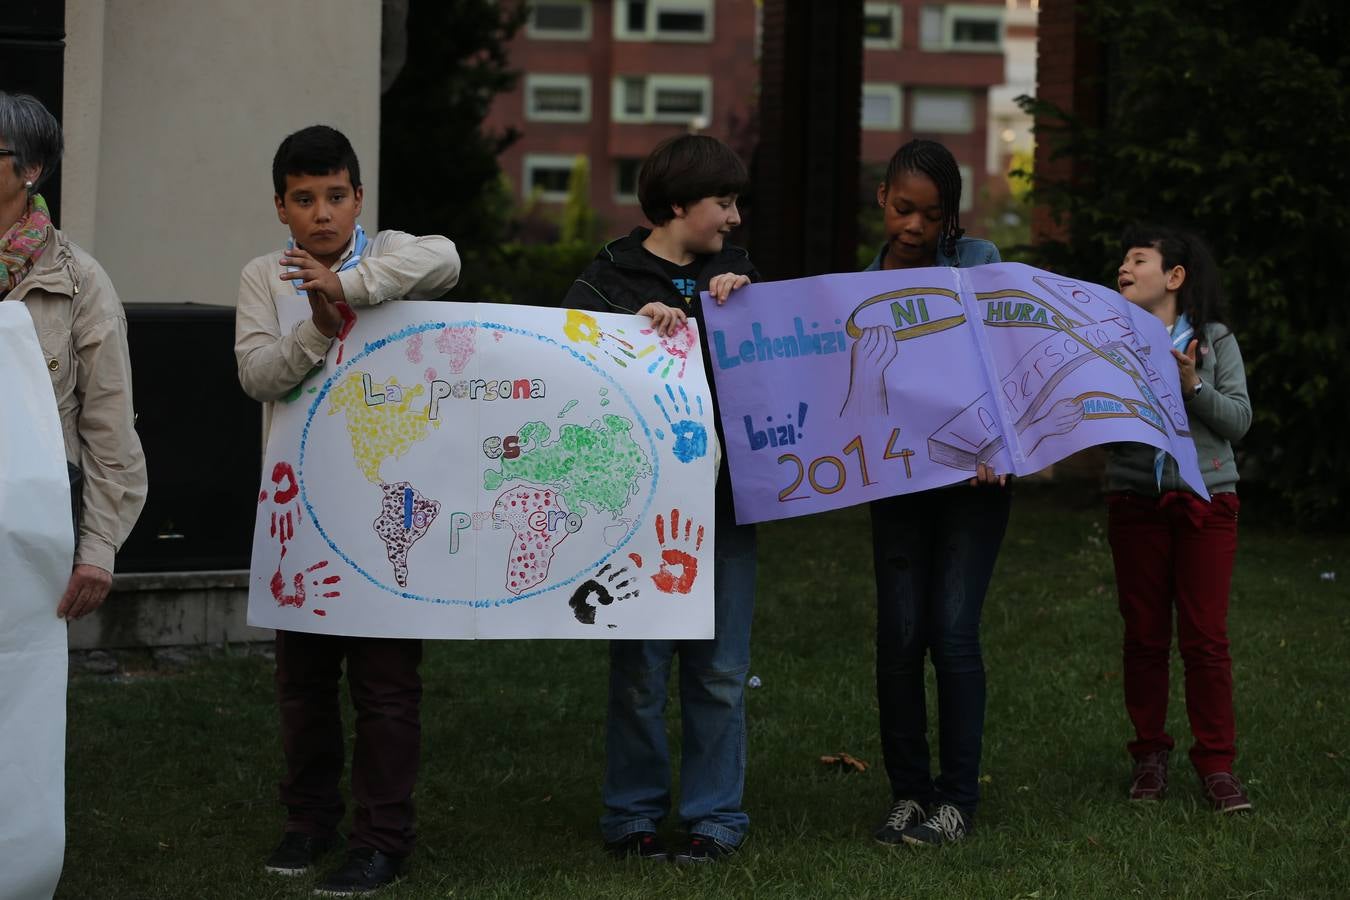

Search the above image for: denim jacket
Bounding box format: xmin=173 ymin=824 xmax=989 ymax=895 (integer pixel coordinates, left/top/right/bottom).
xmin=864 ymin=236 xmax=1002 ymax=271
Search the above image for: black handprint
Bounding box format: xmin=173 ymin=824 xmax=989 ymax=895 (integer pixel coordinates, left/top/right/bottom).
xmin=568 ymin=563 xmax=640 ymax=625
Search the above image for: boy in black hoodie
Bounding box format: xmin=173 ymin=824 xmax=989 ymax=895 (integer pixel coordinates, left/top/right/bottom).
xmin=563 ymin=134 xmax=758 ymax=863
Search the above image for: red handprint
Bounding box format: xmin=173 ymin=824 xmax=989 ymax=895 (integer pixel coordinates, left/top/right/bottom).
xmin=261 ymin=461 xmax=304 ymax=559
xmin=333 ymin=303 xmax=357 ymax=364
xmin=649 ymin=508 xmax=705 ymax=595
xmin=270 ymin=560 xmax=340 ymax=609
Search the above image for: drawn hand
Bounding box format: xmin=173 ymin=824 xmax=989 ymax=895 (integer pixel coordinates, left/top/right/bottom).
xmin=839 ymin=324 xmax=898 ymax=418
xmin=1172 ymin=339 xmax=1199 ymax=397
xmin=708 ymin=272 xmax=751 ymax=305
xmin=1035 ymin=397 xmax=1085 ymax=437
xmin=649 ymin=508 xmax=705 ymax=595
xmin=57 ymin=563 xmax=112 ymax=619
xmin=638 ymin=301 xmax=688 ymax=338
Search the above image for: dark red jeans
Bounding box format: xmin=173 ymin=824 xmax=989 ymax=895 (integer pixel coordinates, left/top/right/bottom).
xmin=1106 ymin=491 xmax=1240 ymax=776
xmin=275 ymin=630 xmax=423 ymax=856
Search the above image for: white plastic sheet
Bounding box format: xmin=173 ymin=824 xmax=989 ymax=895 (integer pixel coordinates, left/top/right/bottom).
xmin=0 ymin=301 xmax=73 ymax=900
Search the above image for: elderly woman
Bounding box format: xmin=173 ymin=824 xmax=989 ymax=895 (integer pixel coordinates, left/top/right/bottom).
xmin=0 ymin=92 xmax=146 ymax=615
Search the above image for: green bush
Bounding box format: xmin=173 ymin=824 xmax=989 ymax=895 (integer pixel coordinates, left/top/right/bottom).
xmin=459 ymin=240 xmax=598 ymax=309
xmin=1021 ymin=0 xmax=1350 ymax=526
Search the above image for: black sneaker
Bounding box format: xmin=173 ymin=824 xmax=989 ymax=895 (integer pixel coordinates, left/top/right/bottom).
xmin=604 ymin=831 xmax=669 ymax=861
xmin=873 ymin=798 xmax=926 ymax=845
xmin=312 ymin=847 xmax=404 ymax=896
xmin=673 ymin=835 xmax=737 ymax=864
xmin=901 ymin=804 xmax=969 ymax=847
xmin=263 ymin=831 xmax=336 ymax=876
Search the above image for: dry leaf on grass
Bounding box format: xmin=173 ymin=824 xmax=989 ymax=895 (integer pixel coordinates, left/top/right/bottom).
xmin=818 ymin=752 xmax=868 ymax=773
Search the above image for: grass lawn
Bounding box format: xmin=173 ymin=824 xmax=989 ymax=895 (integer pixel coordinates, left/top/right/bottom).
xmin=59 ymin=483 xmax=1348 ymax=898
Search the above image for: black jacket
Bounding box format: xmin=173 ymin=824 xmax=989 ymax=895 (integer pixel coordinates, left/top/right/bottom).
xmin=562 ymin=227 xmax=759 ymax=521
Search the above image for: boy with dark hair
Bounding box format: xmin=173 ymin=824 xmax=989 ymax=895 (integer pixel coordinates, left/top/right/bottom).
xmin=563 ymin=133 xmax=759 ymax=863
xmin=235 ymin=124 xmax=460 ymax=895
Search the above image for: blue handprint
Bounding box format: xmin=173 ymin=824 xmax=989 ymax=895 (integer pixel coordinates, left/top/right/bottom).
xmin=653 ymin=384 xmax=708 ymax=463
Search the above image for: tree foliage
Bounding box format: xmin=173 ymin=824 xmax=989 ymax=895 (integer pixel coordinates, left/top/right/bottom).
xmin=377 ymin=3 xmax=597 ymax=307
xmin=560 ymin=156 xmax=597 ymax=246
xmin=378 ymin=0 xmax=527 ymax=259
xmin=1022 ymin=0 xmax=1350 ymax=525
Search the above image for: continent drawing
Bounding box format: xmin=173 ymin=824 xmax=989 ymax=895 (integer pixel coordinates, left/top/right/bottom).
xmin=328 ymin=371 xmax=432 ymax=483
xmin=373 ymin=481 xmax=441 ymax=587
xmin=492 ymin=486 xmax=572 ymax=594
xmin=482 ymin=415 xmax=653 ymax=519
xmin=435 ymin=325 xmax=477 ymax=373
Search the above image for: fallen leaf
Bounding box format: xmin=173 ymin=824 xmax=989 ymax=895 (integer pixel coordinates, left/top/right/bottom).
xmin=819 ymin=752 xmax=868 ymax=773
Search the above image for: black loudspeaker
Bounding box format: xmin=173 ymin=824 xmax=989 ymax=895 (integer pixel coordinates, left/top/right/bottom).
xmin=0 ymin=2 xmax=65 ymax=223
xmin=116 ymin=304 xmax=261 ymax=572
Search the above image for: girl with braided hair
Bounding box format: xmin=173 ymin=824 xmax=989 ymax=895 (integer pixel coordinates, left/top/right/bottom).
xmin=867 ymin=138 xmax=991 ymax=269
xmin=861 ymin=140 xmax=1011 ymax=848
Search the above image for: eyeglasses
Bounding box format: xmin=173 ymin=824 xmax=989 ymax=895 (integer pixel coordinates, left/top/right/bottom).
xmin=0 ymin=149 xmax=15 ymax=156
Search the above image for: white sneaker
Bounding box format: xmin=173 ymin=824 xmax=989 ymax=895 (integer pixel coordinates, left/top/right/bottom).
xmin=874 ymin=799 xmax=926 ymax=845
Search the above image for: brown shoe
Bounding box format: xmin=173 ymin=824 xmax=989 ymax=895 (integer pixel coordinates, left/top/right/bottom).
xmin=1201 ymin=772 xmax=1253 ymax=814
xmin=1128 ymin=750 xmax=1169 ymax=800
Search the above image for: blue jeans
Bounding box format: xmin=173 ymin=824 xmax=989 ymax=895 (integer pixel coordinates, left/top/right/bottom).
xmin=601 ymin=516 xmax=757 ymax=848
xmin=870 ymin=485 xmax=1010 ymax=819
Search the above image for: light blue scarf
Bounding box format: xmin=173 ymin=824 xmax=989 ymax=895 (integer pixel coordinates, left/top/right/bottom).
xmin=1154 ymin=312 xmax=1195 ymax=488
xmin=287 ymin=223 xmax=369 ymax=296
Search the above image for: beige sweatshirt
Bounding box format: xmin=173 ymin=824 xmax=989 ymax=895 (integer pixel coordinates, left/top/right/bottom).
xmin=234 ymin=228 xmax=461 ymax=443
xmin=10 ymin=226 xmax=148 ymax=572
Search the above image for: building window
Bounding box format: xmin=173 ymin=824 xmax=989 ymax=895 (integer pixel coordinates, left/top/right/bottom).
xmin=525 ymin=74 xmax=591 ymax=122
xmin=920 ymin=4 xmax=1003 ymax=52
xmin=911 ymin=88 xmax=975 ymax=133
xmin=612 ymin=75 xmax=712 ymax=124
xmin=615 ymin=158 xmax=642 ymax=203
xmin=524 ymin=154 xmax=584 ymax=202
xmin=958 ymin=164 xmax=973 ymax=212
xmin=527 ymin=1 xmax=592 ymax=40
xmin=616 ymin=0 xmax=714 ymax=42
xmin=861 ymin=83 xmax=902 ymax=130
xmin=863 ymin=3 xmax=901 ymax=49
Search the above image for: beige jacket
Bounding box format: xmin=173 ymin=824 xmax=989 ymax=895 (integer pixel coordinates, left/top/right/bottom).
xmin=8 ymin=226 xmax=148 ymax=572
xmin=234 ymin=229 xmax=460 ymax=441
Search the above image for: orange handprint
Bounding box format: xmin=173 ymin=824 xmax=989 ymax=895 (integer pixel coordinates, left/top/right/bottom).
xmin=649 ymin=508 xmax=705 ymax=595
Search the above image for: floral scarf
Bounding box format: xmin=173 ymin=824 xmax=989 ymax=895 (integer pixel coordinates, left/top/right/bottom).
xmin=0 ymin=194 xmax=51 ymax=298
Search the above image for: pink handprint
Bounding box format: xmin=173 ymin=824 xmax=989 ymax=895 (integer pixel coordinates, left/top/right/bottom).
xmin=642 ymin=322 xmax=698 ymax=380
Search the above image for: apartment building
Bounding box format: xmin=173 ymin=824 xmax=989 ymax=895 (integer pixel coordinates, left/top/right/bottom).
xmin=484 ymin=0 xmax=759 ymax=234
xmin=860 ymin=0 xmax=1007 ymax=219
xmin=487 ymin=0 xmax=1009 ymax=232
xmin=988 ymin=0 xmax=1038 ymax=177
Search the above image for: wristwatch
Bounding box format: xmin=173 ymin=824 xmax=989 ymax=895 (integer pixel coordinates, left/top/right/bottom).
xmin=1189 ymin=380 xmax=1204 ymax=399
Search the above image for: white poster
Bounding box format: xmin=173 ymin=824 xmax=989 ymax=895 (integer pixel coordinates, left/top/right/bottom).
xmin=0 ymin=301 xmax=72 ymax=900
xmin=247 ymin=301 xmax=717 ymax=639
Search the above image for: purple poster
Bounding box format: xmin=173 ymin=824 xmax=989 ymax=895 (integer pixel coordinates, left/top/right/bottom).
xmin=703 ymin=262 xmax=1207 ymax=524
